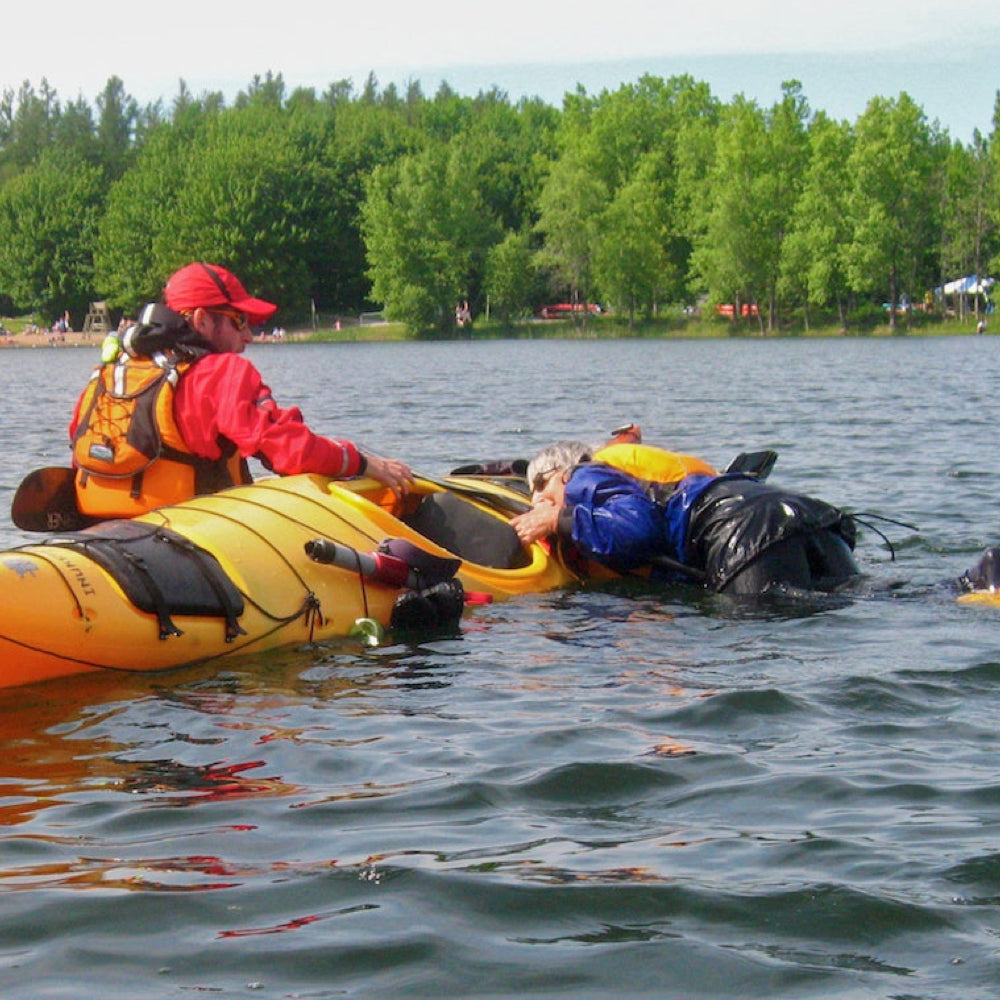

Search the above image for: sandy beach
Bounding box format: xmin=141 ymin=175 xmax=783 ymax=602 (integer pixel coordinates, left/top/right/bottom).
xmin=0 ymin=331 xmax=100 ymax=349
xmin=0 ymin=330 xmax=312 ymax=349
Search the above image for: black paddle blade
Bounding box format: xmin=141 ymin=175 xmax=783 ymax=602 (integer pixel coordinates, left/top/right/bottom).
xmin=10 ymin=466 xmax=93 ymax=532
xmin=724 ymin=450 xmax=778 ymax=481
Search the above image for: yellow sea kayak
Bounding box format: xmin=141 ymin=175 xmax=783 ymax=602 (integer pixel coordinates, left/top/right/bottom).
xmin=0 ymin=473 xmax=575 ymax=689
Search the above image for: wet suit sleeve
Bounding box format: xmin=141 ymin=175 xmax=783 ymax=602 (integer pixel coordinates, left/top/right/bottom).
xmin=563 ymin=465 xmax=665 ymax=570
xmin=173 ymin=353 xmax=364 ymax=477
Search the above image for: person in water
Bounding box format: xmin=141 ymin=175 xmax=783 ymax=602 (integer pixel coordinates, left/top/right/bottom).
xmin=69 ymin=262 xmax=413 ymax=519
xmin=510 ymin=439 xmax=860 ymax=595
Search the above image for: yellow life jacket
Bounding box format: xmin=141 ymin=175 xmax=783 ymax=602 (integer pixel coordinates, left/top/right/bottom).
xmin=72 ymin=354 xmax=248 ymax=518
xmin=591 ymin=443 xmax=717 ymax=485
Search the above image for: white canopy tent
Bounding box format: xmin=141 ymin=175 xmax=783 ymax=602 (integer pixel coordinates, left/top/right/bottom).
xmin=937 ymin=275 xmax=995 ymax=296
xmin=933 ymin=275 xmax=994 ymax=321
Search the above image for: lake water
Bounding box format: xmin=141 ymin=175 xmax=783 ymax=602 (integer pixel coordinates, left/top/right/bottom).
xmin=2 ymin=335 xmax=1000 ymax=998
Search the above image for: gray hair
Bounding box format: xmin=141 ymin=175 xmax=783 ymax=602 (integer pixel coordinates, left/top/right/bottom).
xmin=525 ymin=440 xmax=592 ymax=491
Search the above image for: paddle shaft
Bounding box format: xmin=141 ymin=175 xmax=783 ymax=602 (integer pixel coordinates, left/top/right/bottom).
xmin=9 ymin=465 xmax=530 ymax=534
xmin=305 ymin=538 xmax=420 ymax=588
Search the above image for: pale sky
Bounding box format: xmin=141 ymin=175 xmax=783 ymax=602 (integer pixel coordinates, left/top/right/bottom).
xmin=5 ymin=0 xmax=1000 ymax=137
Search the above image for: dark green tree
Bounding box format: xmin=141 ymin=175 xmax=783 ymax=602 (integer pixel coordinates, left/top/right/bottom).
xmin=988 ymin=93 xmax=1000 ymax=276
xmin=843 ymin=93 xmax=943 ymax=330
xmin=592 ymin=154 xmax=674 ymax=326
xmin=95 ymin=76 xmax=139 ymax=181
xmin=236 ymin=71 xmax=287 ymax=110
xmin=535 ymin=142 xmax=607 ymax=314
xmin=689 ymin=84 xmax=811 ymax=331
xmin=542 ymin=74 xmax=716 ymax=318
xmin=780 ymin=113 xmax=855 ymax=328
xmin=485 ymin=230 xmax=540 ymax=322
xmin=0 ymin=149 xmax=103 ymax=319
xmin=0 ymin=79 xmax=60 ymax=181
xmin=362 ymin=142 xmax=499 ymax=335
xmin=53 ymin=96 xmax=98 ymax=165
xmin=317 ymin=97 xmax=423 ymax=310
xmin=689 ymin=95 xmax=770 ymax=325
xmin=938 ymin=133 xmax=992 ymax=319
xmin=95 ymin=90 xmax=228 ymax=310
xmin=758 ymin=82 xmax=811 ymax=328
xmin=452 ymin=91 xmax=558 ymax=235
xmin=95 ymin=121 xmax=198 ymax=310
xmin=151 ymin=105 xmax=336 ymax=314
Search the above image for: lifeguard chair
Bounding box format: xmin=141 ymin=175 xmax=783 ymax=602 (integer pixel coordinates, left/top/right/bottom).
xmin=83 ymin=301 xmax=112 ymax=334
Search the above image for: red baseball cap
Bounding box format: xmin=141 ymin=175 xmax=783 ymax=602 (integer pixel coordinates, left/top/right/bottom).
xmin=164 ymin=262 xmax=278 ymax=324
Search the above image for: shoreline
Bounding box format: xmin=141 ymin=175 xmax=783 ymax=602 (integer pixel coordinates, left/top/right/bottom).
xmin=0 ymin=330 xmax=316 ymax=350
xmin=0 ymin=319 xmax=990 ymax=349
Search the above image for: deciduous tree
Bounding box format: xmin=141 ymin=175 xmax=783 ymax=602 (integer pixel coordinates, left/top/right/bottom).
xmin=592 ymin=155 xmax=673 ymax=326
xmin=690 ymin=95 xmax=770 ymax=326
xmin=780 ymin=113 xmax=855 ymax=328
xmin=485 ymin=230 xmax=539 ymax=323
xmin=362 ymin=142 xmax=499 ymax=335
xmin=534 ymin=148 xmax=606 ymax=315
xmin=0 ymin=149 xmax=102 ymax=319
xmin=842 ymin=94 xmax=943 ymax=330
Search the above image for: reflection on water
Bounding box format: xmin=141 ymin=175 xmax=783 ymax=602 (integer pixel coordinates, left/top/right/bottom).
xmin=3 ymin=339 xmax=1000 ymax=998
xmin=121 ymin=758 xmax=299 ymax=803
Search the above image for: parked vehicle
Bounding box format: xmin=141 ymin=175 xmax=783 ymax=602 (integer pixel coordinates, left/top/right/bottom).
xmin=716 ymin=303 xmax=759 ymax=318
xmin=537 ymin=302 xmax=603 ymax=319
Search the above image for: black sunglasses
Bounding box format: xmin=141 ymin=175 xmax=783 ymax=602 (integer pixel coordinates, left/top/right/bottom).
xmin=531 ymin=466 xmax=562 ymax=494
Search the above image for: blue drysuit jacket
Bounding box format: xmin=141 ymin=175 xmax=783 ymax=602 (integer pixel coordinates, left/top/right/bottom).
xmin=562 ymin=463 xmax=715 ymax=572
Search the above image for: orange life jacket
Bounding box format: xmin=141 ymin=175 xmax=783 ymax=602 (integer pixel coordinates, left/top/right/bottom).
xmin=72 ymin=353 xmax=249 ymax=518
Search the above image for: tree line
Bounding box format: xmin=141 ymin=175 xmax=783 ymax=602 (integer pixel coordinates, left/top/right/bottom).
xmin=0 ymin=70 xmax=998 ymax=336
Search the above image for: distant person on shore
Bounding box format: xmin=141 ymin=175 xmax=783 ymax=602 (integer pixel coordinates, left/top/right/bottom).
xmin=69 ymin=261 xmax=413 ymax=519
